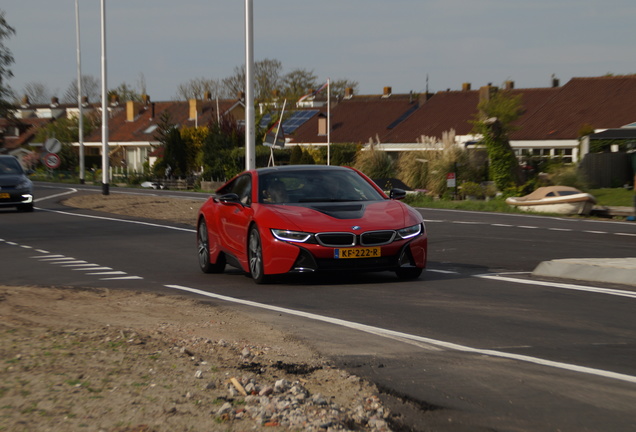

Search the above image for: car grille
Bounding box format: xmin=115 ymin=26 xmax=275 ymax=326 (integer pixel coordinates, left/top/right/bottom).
xmin=314 ymin=230 xmax=397 ymax=247
xmin=315 ymin=232 xmax=356 ymax=247
xmin=360 ymin=230 xmax=396 ymax=246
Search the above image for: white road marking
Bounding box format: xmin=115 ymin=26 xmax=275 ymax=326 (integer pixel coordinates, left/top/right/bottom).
xmin=87 ymin=271 xmax=127 ymax=276
xmin=75 ymin=267 xmax=113 ymax=271
xmin=100 ymin=276 xmax=144 ymax=281
xmin=37 ymin=207 xmax=196 ymax=233
xmin=475 ymin=274 xmax=636 ymax=299
xmin=426 ymin=269 xmax=459 ymax=274
xmin=165 ymin=284 xmax=636 ymax=385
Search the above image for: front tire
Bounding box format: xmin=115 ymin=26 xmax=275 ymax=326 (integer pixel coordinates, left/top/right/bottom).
xmin=396 ymin=267 xmax=423 ymax=280
xmin=248 ymin=225 xmax=268 ymax=284
xmin=198 ymin=219 xmax=225 ymax=273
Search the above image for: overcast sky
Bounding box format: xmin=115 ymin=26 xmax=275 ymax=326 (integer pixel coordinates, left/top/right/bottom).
xmin=3 ymin=0 xmax=636 ymax=101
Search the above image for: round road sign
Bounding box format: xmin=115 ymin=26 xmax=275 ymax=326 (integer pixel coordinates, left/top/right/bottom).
xmin=44 ymin=138 xmax=62 ymax=153
xmin=43 ymin=153 xmax=61 ymax=169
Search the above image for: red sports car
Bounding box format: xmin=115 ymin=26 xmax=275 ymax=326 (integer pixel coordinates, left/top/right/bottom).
xmin=197 ymin=165 xmax=427 ymax=283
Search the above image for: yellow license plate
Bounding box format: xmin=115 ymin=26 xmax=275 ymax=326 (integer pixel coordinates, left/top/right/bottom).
xmin=0 ymin=193 xmax=9 ymax=199
xmin=334 ymin=247 xmax=381 ymax=259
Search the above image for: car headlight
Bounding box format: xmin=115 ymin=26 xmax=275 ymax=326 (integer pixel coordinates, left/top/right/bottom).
xmin=17 ymin=179 xmax=32 ymax=190
xmin=397 ymin=223 xmax=422 ymax=239
xmin=271 ymin=229 xmax=313 ymax=243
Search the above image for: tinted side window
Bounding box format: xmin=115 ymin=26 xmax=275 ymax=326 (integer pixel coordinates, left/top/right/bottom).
xmin=230 ymin=174 xmax=252 ymax=205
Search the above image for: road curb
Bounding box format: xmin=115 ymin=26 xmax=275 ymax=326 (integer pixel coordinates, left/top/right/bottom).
xmin=532 ymin=258 xmax=636 ymax=287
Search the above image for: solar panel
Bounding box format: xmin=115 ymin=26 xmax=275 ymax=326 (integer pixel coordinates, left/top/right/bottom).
xmin=282 ymin=110 xmax=320 ymax=133
xmin=259 ymin=113 xmax=272 ymax=129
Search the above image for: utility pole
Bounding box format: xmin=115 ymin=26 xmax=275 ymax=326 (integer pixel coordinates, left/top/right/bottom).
xmin=100 ymin=0 xmax=109 ymax=195
xmin=244 ymin=0 xmax=255 ymax=170
xmin=75 ymin=0 xmax=85 ymax=184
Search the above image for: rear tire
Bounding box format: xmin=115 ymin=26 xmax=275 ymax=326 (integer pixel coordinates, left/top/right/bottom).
xmin=248 ymin=225 xmax=268 ymax=284
xmin=197 ymin=219 xmax=225 ymax=273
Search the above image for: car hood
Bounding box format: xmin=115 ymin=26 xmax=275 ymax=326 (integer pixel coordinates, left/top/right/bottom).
xmin=258 ymin=200 xmax=420 ymax=232
xmin=0 ymin=174 xmax=29 ymax=187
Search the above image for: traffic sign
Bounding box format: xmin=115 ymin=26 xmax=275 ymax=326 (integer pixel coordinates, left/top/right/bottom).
xmin=44 ymin=138 xmax=62 ymax=153
xmin=43 ymin=153 xmax=61 ymax=169
xmin=446 ymin=172 xmax=456 ymax=188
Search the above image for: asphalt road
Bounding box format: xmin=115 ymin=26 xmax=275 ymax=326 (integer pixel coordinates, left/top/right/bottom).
xmin=2 ymin=183 xmax=636 ymax=432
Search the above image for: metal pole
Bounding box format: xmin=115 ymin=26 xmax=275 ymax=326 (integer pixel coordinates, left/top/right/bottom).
xmin=100 ymin=0 xmax=109 ymax=195
xmin=244 ymin=0 xmax=255 ymax=170
xmin=327 ymin=78 xmax=331 ymax=166
xmin=75 ymin=0 xmax=85 ymax=184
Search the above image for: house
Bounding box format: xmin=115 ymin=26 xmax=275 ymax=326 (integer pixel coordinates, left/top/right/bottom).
xmin=81 ymin=94 xmax=246 ymax=172
xmin=3 ymin=75 xmax=636 ymax=174
xmin=288 ymin=75 xmax=636 ymax=164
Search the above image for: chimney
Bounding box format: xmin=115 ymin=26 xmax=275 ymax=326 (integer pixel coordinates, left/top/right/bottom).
xmin=126 ymin=100 xmax=141 ymax=122
xmin=50 ymin=97 xmax=60 ymax=107
xmin=81 ymin=96 xmax=89 ymax=107
xmin=110 ymin=94 xmax=120 ymax=106
xmin=189 ymin=98 xmax=202 ymax=120
xmin=382 ymin=86 xmax=392 ymax=98
xmin=344 ymin=87 xmax=354 ymax=99
xmin=479 ymin=83 xmax=498 ymax=103
xmin=504 ymin=80 xmax=514 ymax=90
xmin=21 ymin=95 xmax=30 ymax=107
xmin=551 ymin=76 xmax=560 ymax=87
xmin=271 ymin=89 xmax=280 ymax=99
xmin=462 ymin=82 xmax=472 ymax=91
xmin=141 ymin=94 xmax=150 ymax=106
xmin=237 ymin=91 xmax=245 ymax=101
xmin=204 ymin=91 xmax=212 ymax=101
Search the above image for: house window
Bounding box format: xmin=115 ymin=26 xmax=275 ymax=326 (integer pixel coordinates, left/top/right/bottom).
xmin=318 ymin=117 xmax=327 ymax=136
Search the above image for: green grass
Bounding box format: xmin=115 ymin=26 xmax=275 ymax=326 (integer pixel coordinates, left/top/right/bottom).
xmin=589 ymin=188 xmax=635 ymax=207
xmin=404 ymin=188 xmax=635 ymax=213
xmin=404 ymin=195 xmax=523 ymax=213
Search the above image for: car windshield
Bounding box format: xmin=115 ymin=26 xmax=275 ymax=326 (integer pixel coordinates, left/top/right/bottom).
xmin=0 ymin=157 xmax=23 ymax=175
xmin=259 ymin=169 xmax=385 ymax=204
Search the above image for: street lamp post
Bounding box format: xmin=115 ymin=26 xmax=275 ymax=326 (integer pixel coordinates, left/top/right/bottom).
xmin=75 ymin=0 xmax=85 ymax=184
xmin=244 ymin=0 xmax=255 ymax=170
xmin=100 ymin=0 xmax=109 ymax=195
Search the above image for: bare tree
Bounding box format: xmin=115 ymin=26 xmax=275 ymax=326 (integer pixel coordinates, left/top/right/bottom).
xmin=0 ymin=9 xmax=16 ymax=117
xmin=222 ymin=58 xmax=284 ymax=101
xmin=63 ymin=75 xmax=100 ymax=104
xmin=21 ymin=81 xmax=52 ymax=104
xmin=137 ymin=72 xmax=147 ymax=96
xmin=330 ymin=78 xmax=359 ymax=100
xmin=175 ymin=77 xmax=225 ymax=101
xmin=281 ymin=68 xmax=318 ymax=101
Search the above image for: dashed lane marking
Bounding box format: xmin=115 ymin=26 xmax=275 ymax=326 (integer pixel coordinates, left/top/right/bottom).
xmin=0 ymin=239 xmax=144 ymax=282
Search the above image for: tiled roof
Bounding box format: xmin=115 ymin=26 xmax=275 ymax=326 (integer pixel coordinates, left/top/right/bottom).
xmin=511 ymin=75 xmax=636 ymax=140
xmin=289 ymin=94 xmax=420 ymax=144
xmin=0 ymin=117 xmax=54 ymax=150
xmin=291 ymin=75 xmax=636 ymax=145
xmin=382 ymin=90 xmax=480 ymax=142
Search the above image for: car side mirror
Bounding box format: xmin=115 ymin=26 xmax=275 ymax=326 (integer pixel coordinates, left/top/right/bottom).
xmin=389 ymin=188 xmax=406 ymax=200
xmin=217 ymin=193 xmax=241 ymax=205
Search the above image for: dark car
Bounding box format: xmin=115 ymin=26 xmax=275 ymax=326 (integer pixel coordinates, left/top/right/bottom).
xmin=0 ymin=155 xmax=34 ymax=212
xmin=197 ymin=165 xmax=427 ymax=283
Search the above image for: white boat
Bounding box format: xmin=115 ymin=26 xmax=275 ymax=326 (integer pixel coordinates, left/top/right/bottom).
xmin=505 ymin=186 xmax=597 ymax=215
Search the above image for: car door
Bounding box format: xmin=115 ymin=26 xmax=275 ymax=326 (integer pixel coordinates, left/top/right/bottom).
xmin=217 ymin=174 xmax=253 ymax=256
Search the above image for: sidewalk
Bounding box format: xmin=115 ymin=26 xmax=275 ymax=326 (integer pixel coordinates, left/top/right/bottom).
xmin=533 ymin=258 xmax=636 ymax=287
